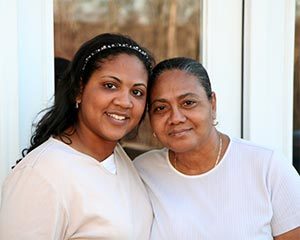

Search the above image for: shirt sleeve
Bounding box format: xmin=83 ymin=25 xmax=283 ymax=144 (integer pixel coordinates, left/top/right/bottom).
xmin=0 ymin=167 xmax=69 ymax=240
xmin=268 ymin=151 xmax=300 ymax=236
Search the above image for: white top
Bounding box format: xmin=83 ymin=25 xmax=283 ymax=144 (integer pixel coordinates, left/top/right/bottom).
xmin=0 ymin=137 xmax=152 ymax=240
xmin=134 ymin=137 xmax=300 ymax=240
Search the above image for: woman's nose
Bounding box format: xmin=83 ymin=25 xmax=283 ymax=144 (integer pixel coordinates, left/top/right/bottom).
xmin=113 ymin=91 xmax=133 ymax=109
xmin=168 ymin=107 xmax=186 ymax=125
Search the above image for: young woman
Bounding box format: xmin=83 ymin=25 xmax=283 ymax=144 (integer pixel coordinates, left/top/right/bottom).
xmin=0 ymin=33 xmax=155 ymax=240
xmin=134 ymin=57 xmax=300 ymax=240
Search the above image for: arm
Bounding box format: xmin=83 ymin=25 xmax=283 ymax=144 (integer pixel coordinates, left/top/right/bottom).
xmin=268 ymin=152 xmax=300 ymax=238
xmin=0 ymin=167 xmax=68 ymax=240
xmin=274 ymin=227 xmax=300 ymax=240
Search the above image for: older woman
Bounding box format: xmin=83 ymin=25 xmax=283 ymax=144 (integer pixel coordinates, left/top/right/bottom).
xmin=134 ymin=57 xmax=300 ymax=240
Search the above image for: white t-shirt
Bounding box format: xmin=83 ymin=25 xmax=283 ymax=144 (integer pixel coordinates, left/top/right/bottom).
xmin=0 ymin=137 xmax=152 ymax=240
xmin=134 ymin=137 xmax=300 ymax=240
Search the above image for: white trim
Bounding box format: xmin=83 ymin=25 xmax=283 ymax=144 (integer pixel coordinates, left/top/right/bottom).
xmin=42 ymin=0 xmax=55 ymax=106
xmin=0 ymin=0 xmax=54 ymax=191
xmin=202 ymin=0 xmax=243 ymax=137
xmin=282 ymin=0 xmax=296 ymax=159
xmin=0 ymin=0 xmax=20 ymax=189
xmin=18 ymin=0 xmax=54 ymax=151
xmin=243 ymin=0 xmax=295 ymax=160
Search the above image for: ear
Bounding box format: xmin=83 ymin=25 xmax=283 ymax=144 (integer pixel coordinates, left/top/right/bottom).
xmin=210 ymin=92 xmax=217 ymax=118
xmin=76 ymin=79 xmax=84 ymax=104
xmin=75 ymin=96 xmax=82 ymax=105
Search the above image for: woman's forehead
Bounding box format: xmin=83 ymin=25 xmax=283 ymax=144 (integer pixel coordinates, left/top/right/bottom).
xmin=151 ymin=71 xmax=205 ymax=99
xmin=153 ymin=70 xmax=200 ymax=89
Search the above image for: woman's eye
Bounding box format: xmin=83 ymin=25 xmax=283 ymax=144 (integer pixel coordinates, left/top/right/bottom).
xmin=153 ymin=105 xmax=166 ymax=113
xmin=183 ymin=100 xmax=196 ymax=107
xmin=132 ymin=89 xmax=144 ymax=97
xmin=104 ymin=83 xmax=117 ymax=89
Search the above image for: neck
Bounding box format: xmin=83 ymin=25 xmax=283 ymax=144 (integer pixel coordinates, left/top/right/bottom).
xmin=62 ymin=125 xmax=117 ymax=162
xmin=170 ymin=131 xmax=223 ymax=175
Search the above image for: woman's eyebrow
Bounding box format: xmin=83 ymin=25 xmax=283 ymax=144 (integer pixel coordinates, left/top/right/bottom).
xmin=149 ymin=98 xmax=168 ymax=107
xmin=150 ymin=92 xmax=199 ymax=105
xmin=133 ymin=83 xmax=147 ymax=88
xmin=101 ymin=75 xmax=121 ymax=82
xmin=101 ymin=75 xmax=147 ymax=88
xmin=178 ymin=92 xmax=199 ymax=99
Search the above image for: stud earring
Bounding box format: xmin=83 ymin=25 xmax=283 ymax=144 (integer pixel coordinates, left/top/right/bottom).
xmin=212 ymin=113 xmax=218 ymax=126
xmin=213 ymin=119 xmax=219 ymax=126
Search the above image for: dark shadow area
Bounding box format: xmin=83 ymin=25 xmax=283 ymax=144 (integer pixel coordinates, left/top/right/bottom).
xmin=293 ymin=130 xmax=300 ymax=174
xmin=55 ymin=57 xmax=70 ymax=93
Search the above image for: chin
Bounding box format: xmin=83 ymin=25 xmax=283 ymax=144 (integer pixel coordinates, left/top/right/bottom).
xmin=168 ymin=142 xmax=196 ymax=153
xmin=101 ymin=131 xmax=128 ymax=142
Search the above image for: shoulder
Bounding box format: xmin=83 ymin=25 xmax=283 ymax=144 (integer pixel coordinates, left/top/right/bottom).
xmin=133 ymin=148 xmax=167 ymax=171
xmin=231 ymin=137 xmax=274 ymax=154
xmin=229 ymin=137 xmax=276 ymax=162
xmin=115 ymin=143 xmax=134 ymax=163
xmin=14 ymin=138 xmax=86 ymax=174
xmin=114 ymin=143 xmax=141 ymax=176
xmin=1 ymin=140 xmax=69 ymax=213
xmin=5 ymin=138 xmax=84 ymax=192
xmin=228 ymin=137 xmax=298 ymax=179
xmin=12 ymin=138 xmax=61 ymax=173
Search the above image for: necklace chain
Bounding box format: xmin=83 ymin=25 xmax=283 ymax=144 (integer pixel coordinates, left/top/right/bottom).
xmin=214 ymin=133 xmax=223 ymax=167
xmin=173 ymin=133 xmax=223 ymax=170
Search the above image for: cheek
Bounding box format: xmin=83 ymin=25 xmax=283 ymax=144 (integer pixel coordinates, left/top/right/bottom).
xmin=150 ymin=115 xmax=163 ymax=132
xmin=133 ymin=99 xmax=147 ymax=116
xmin=83 ymin=97 xmax=101 ymax=112
xmin=206 ymin=108 xmax=214 ymax=121
xmin=81 ymin=89 xmax=100 ymax=106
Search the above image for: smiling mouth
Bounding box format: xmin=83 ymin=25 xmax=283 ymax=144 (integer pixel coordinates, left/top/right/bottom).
xmin=169 ymin=128 xmax=192 ymax=136
xmin=106 ymin=113 xmax=128 ymax=121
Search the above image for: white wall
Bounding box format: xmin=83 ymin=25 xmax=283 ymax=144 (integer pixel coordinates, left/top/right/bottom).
xmin=202 ymin=0 xmax=243 ymax=138
xmin=18 ymin=0 xmax=55 ymax=150
xmin=243 ymin=0 xmax=295 ymax=160
xmin=0 ymin=0 xmax=54 ymax=192
xmin=0 ymin=0 xmax=20 ymax=190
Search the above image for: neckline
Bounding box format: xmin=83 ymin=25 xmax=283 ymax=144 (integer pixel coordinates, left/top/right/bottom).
xmin=49 ymin=137 xmax=118 ymax=175
xmin=166 ymin=136 xmax=232 ymax=178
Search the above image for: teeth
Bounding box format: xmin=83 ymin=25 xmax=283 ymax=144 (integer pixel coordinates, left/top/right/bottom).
xmin=107 ymin=113 xmax=126 ymax=120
